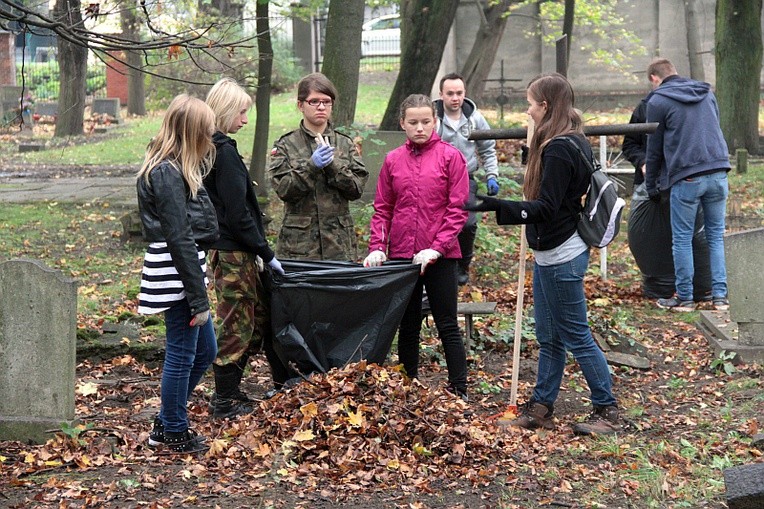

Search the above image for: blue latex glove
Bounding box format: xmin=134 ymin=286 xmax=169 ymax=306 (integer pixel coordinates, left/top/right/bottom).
xmin=486 ymin=177 xmax=500 ymax=196
xmin=311 ymin=144 xmax=334 ymax=169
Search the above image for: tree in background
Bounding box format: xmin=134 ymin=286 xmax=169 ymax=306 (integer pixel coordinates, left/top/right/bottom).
xmin=461 ymin=0 xmax=515 ymax=100
xmin=53 ymin=0 xmax=87 ymax=136
xmin=121 ymin=2 xmax=145 ymax=116
xmin=251 ymin=0 xmax=272 ymax=194
xmin=379 ymin=0 xmax=459 ymax=130
xmin=321 ymin=0 xmax=364 ymax=127
xmin=715 ymin=0 xmax=762 ymax=155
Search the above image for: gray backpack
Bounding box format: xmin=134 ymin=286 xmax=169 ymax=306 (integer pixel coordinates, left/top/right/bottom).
xmin=559 ymin=136 xmax=626 ymax=248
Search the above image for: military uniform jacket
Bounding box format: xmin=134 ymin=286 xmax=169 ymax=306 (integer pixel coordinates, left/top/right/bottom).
xmin=269 ymin=121 xmax=368 ymax=261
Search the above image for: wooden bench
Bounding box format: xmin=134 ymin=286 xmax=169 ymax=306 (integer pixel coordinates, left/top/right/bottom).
xmin=424 ymin=301 xmax=498 ymax=347
xmin=458 ymin=301 xmax=498 ymax=342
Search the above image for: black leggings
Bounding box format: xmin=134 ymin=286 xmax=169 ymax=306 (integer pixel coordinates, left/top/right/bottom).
xmin=396 ymin=257 xmax=467 ymax=390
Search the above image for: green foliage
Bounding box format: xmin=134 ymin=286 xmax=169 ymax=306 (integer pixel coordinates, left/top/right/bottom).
xmin=60 ymin=422 xmax=95 ymax=446
xmin=17 ymin=61 xmax=107 ymax=101
xmin=710 ymin=350 xmax=737 ymax=376
xmin=511 ymin=0 xmax=646 ymax=78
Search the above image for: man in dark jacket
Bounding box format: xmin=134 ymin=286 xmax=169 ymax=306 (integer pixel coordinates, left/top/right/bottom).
xmin=644 ymin=58 xmax=731 ymax=312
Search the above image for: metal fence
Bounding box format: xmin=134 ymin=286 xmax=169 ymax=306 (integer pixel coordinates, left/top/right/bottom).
xmin=15 ymin=60 xmax=107 ymax=102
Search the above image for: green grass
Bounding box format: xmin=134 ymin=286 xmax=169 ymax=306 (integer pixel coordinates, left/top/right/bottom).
xmin=6 ymin=80 xmax=397 ymax=167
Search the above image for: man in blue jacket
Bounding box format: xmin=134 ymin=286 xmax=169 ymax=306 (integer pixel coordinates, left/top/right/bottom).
xmin=645 ymin=58 xmax=731 ymax=312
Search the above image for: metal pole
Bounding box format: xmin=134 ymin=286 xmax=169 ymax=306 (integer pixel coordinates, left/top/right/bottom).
xmin=469 ymin=122 xmax=659 ymax=141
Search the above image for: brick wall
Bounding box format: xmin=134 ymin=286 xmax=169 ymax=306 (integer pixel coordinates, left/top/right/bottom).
xmin=0 ymin=32 xmax=16 ymax=85
xmin=106 ymin=52 xmax=128 ymax=105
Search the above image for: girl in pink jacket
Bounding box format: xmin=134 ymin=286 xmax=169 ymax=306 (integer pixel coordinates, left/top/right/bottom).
xmin=364 ymin=94 xmax=470 ymax=401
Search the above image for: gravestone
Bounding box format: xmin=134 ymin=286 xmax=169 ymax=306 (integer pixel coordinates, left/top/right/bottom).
xmin=91 ymin=98 xmax=121 ymax=124
xmin=0 ymin=259 xmax=78 ymax=443
xmin=699 ymin=227 xmax=764 ymax=364
xmin=35 ymin=101 xmax=58 ymax=120
xmin=360 ymin=131 xmax=406 ymax=203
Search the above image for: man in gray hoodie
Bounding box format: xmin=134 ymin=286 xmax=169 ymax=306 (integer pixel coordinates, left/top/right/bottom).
xmin=434 ymin=73 xmax=501 ymax=285
xmin=645 ymin=58 xmax=731 ymax=313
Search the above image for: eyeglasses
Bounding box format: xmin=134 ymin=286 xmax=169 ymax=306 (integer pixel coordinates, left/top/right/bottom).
xmin=305 ymin=99 xmax=333 ymax=107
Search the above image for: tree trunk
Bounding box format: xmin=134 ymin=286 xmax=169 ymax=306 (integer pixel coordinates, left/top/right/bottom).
xmin=54 ymin=0 xmax=87 ymax=137
xmin=461 ymin=0 xmax=513 ymax=102
xmin=321 ymin=0 xmax=364 ymax=127
xmin=562 ymin=0 xmax=575 ymax=64
xmin=250 ymin=0 xmax=272 ymax=196
xmin=716 ymin=0 xmax=762 ymax=154
xmin=379 ymin=0 xmax=460 ymax=130
xmin=684 ymin=0 xmax=705 ymax=81
xmin=121 ymin=3 xmax=145 ymax=116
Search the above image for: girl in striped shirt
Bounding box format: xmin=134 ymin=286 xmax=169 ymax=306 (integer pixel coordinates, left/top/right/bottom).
xmin=136 ymin=94 xmax=220 ymax=454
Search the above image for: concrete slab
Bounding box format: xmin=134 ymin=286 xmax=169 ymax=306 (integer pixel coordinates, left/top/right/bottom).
xmin=698 ymin=310 xmax=764 ymax=364
xmin=0 ymin=177 xmax=136 ymax=206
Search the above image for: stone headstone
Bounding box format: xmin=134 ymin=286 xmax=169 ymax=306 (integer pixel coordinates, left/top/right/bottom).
xmin=0 ymin=259 xmax=78 ymax=443
xmin=699 ymin=227 xmax=764 ymax=364
xmin=35 ymin=101 xmax=58 ymax=118
xmin=92 ymin=98 xmax=121 ymax=123
xmin=724 ymin=463 xmax=764 ymax=509
xmin=0 ymin=85 xmax=23 ymax=103
xmin=359 ymin=130 xmax=406 ymax=203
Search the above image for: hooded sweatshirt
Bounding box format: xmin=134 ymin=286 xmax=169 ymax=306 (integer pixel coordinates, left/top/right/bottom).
xmin=645 ymin=75 xmax=730 ymax=196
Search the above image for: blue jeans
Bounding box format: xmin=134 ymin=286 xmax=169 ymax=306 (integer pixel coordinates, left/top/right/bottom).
xmin=160 ymin=300 xmax=217 ymax=433
xmin=532 ymin=250 xmax=616 ymax=408
xmin=670 ymin=171 xmax=728 ymax=301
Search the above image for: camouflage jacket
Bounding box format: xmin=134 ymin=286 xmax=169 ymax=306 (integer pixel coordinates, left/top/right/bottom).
xmin=269 ymin=121 xmax=368 ymax=261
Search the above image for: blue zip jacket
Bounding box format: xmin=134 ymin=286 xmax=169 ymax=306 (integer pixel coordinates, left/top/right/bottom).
xmin=645 ymin=75 xmax=730 ymax=196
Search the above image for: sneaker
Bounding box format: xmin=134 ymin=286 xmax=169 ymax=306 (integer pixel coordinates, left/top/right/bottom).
xmin=572 ymin=405 xmax=622 ymax=436
xmin=712 ymin=297 xmax=729 ymax=311
xmin=164 ymin=429 xmax=210 ymax=454
xmin=504 ymin=401 xmax=555 ymax=430
xmin=656 ymin=296 xmax=696 ymax=312
xmin=148 ymin=415 xmax=206 ymax=448
xmin=446 ymin=384 xmax=469 ymax=403
xmin=148 ymin=415 xmax=164 ymax=447
xmin=210 ymin=395 xmax=254 ymax=420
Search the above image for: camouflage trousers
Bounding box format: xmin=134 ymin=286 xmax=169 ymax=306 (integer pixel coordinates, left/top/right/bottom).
xmin=209 ymin=250 xmax=271 ymax=367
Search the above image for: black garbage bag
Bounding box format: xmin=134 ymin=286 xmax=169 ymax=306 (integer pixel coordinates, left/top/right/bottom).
xmin=270 ymin=260 xmax=420 ymax=377
xmin=627 ymin=183 xmax=712 ymax=300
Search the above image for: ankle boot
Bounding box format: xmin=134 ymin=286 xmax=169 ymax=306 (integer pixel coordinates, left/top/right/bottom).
xmin=164 ymin=429 xmax=209 ymax=454
xmin=502 ymin=401 xmax=555 ymax=430
xmin=210 ymin=363 xmax=253 ymax=419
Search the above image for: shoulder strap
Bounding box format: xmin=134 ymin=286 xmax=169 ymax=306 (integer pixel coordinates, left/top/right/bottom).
xmin=555 ymin=135 xmax=600 ymax=175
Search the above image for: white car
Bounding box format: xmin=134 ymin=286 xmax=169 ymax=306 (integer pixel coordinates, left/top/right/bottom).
xmin=361 ymin=14 xmax=401 ymax=57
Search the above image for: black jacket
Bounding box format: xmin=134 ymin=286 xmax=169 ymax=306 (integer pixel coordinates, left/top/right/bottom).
xmin=203 ymin=132 xmax=275 ymax=261
xmin=492 ymin=135 xmax=591 ymax=250
xmin=621 ymin=98 xmax=647 ymax=186
xmin=137 ymin=160 xmax=219 ymax=314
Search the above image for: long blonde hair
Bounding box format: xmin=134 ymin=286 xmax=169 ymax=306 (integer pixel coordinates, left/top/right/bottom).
xmin=137 ymin=94 xmax=216 ymax=197
xmin=524 ymin=73 xmax=583 ymax=200
xmin=206 ymin=78 xmax=252 ymax=133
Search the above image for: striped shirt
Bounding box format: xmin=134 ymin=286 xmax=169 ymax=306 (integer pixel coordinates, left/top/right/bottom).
xmin=138 ymin=242 xmax=209 ymax=315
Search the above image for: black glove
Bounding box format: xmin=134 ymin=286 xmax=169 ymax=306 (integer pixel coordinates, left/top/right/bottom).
xmin=648 ymin=189 xmax=661 ymax=203
xmin=464 ymin=194 xmax=501 ymax=212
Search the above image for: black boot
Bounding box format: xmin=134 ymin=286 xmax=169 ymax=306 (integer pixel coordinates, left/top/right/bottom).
xmin=164 ymin=429 xmax=209 ymax=454
xmin=210 ymin=363 xmax=254 ymax=420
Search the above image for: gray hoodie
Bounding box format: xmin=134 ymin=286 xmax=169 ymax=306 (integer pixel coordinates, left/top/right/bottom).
xmin=434 ymin=97 xmax=499 ymax=180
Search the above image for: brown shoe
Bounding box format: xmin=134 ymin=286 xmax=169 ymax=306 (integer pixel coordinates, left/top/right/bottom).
xmin=503 ymin=401 xmax=555 ymax=430
xmin=572 ymin=405 xmax=622 ymax=436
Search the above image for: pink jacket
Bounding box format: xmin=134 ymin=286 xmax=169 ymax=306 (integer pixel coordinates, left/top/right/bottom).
xmin=369 ymin=132 xmax=469 ymax=259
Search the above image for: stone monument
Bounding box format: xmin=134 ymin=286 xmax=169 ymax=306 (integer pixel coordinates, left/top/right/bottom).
xmin=0 ymin=259 xmax=78 ymax=443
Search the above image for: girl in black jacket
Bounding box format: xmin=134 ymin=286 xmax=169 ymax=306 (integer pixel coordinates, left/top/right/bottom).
xmin=137 ymin=94 xmax=219 ymax=454
xmin=468 ymin=74 xmax=621 ymax=436
xmin=203 ymin=78 xmax=288 ymax=420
